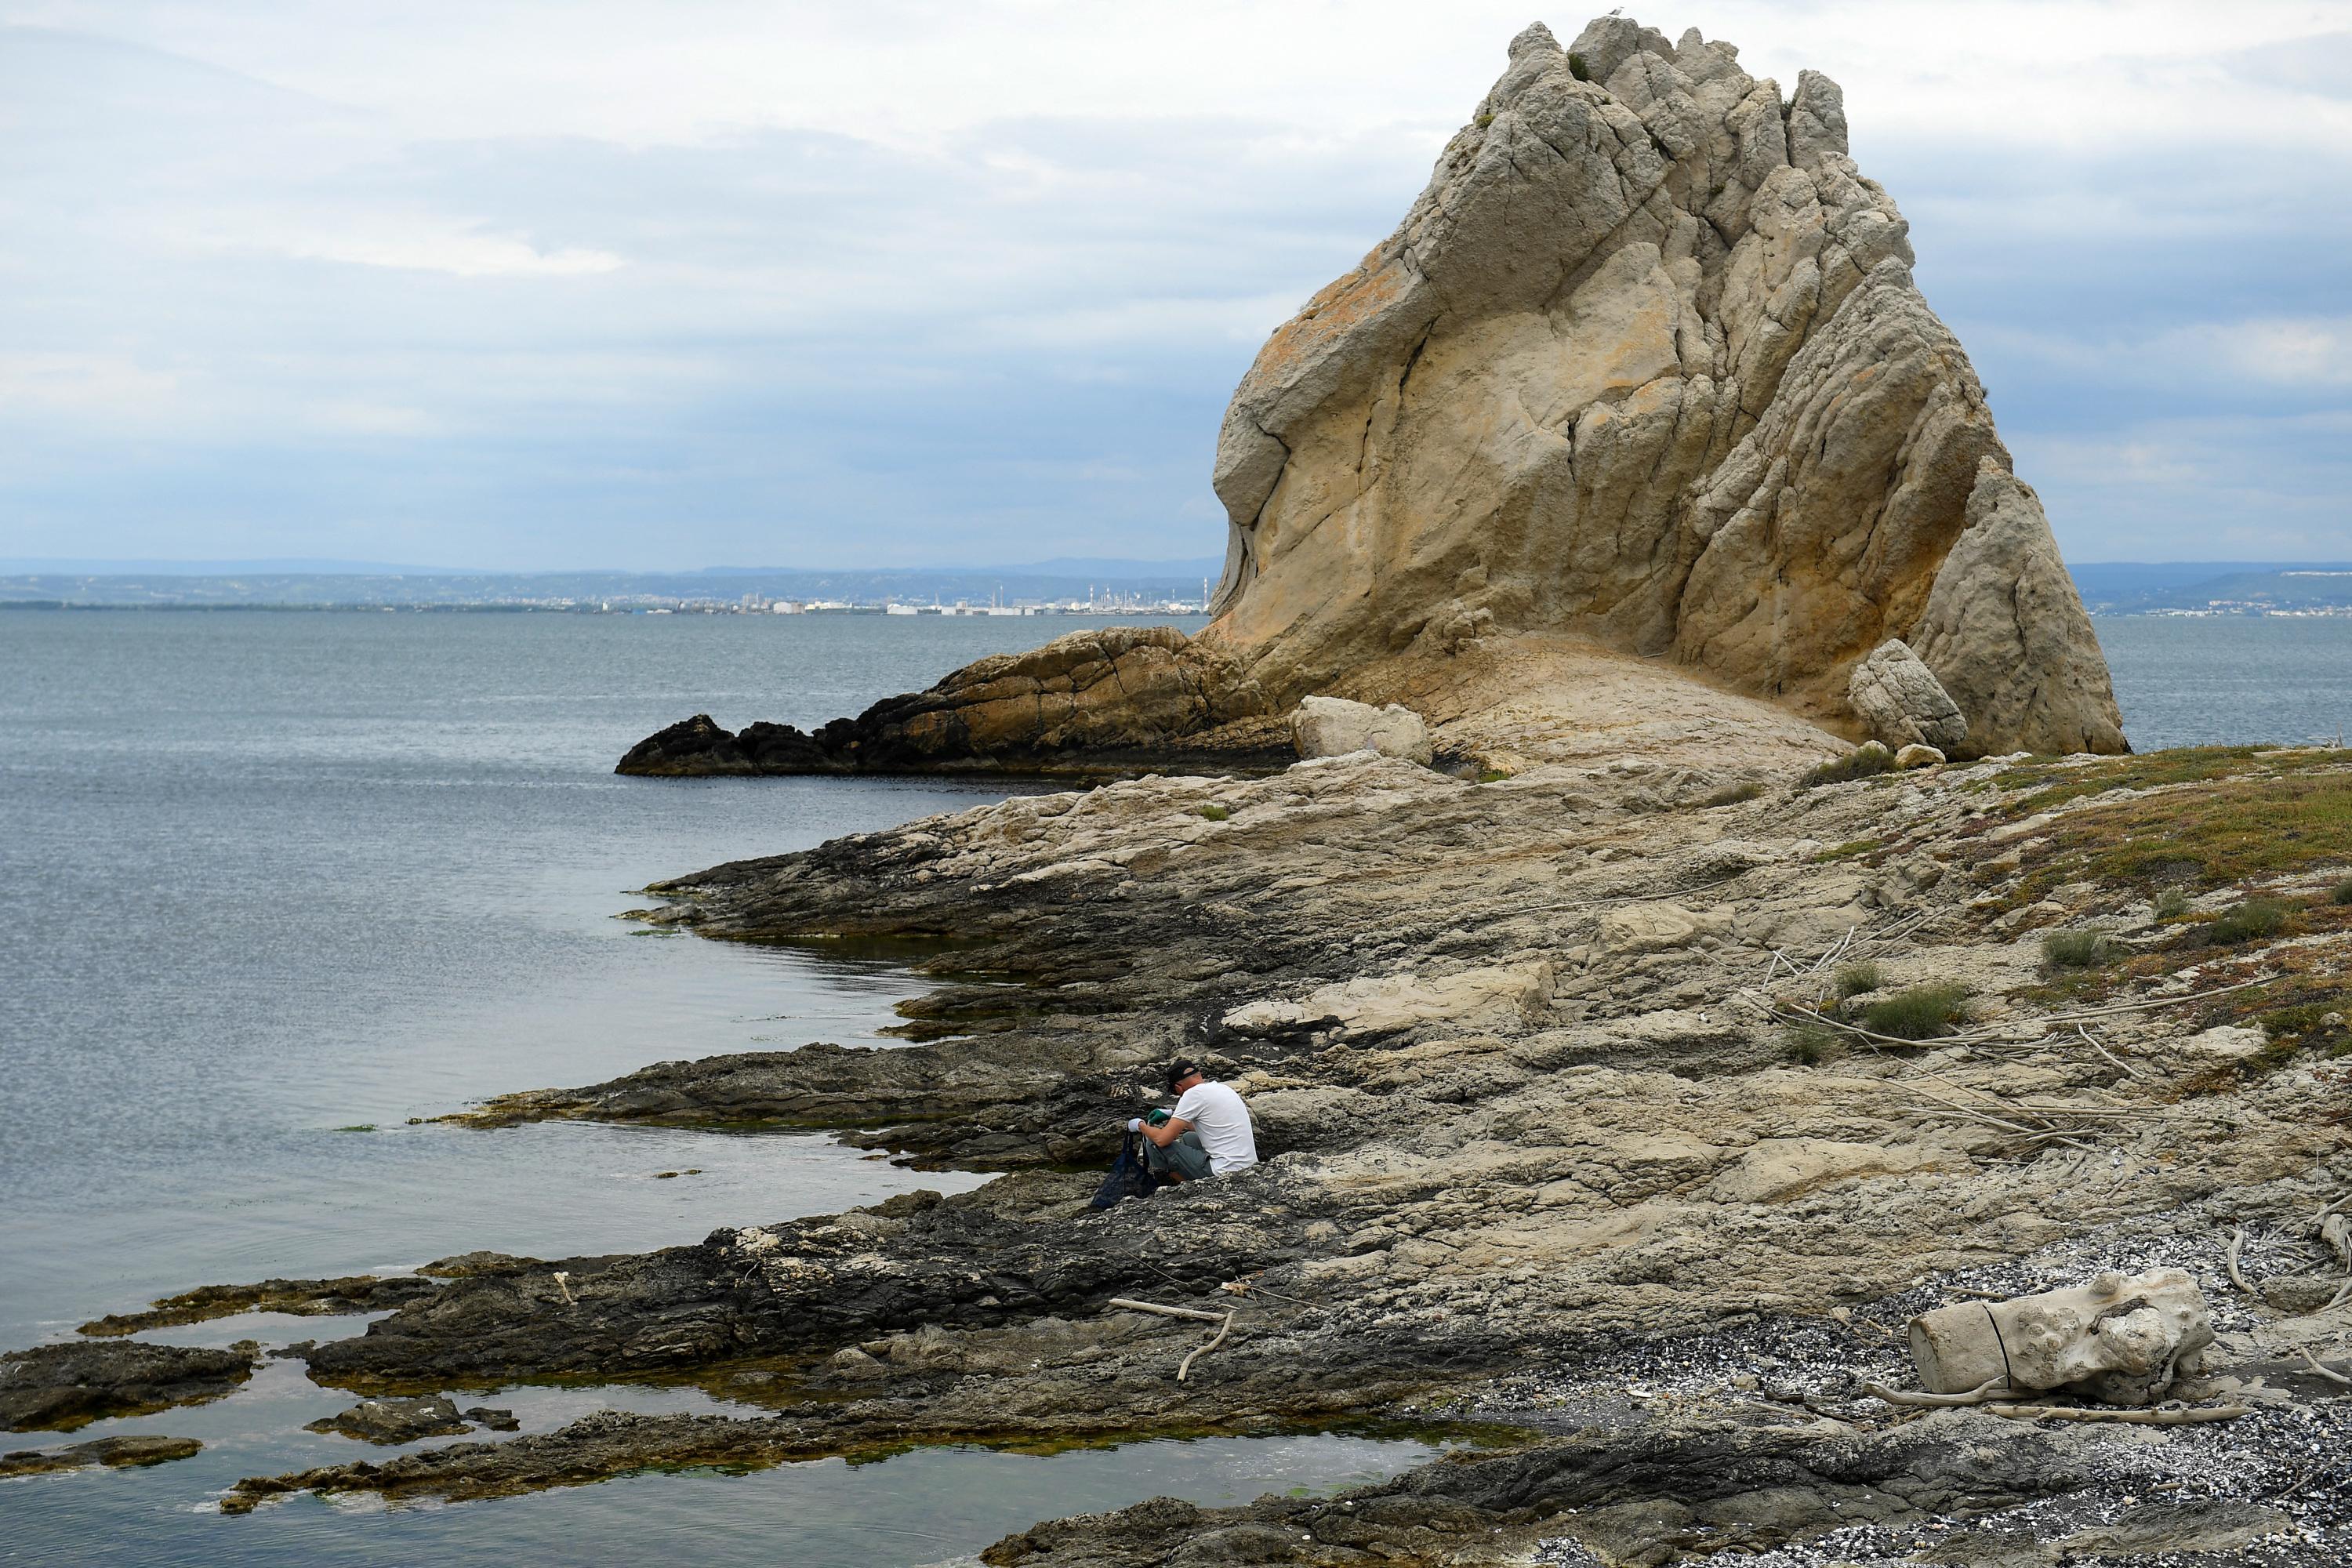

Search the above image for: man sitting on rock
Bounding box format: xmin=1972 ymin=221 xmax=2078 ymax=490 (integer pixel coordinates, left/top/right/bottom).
xmin=1128 ymin=1058 xmax=1258 ymax=1183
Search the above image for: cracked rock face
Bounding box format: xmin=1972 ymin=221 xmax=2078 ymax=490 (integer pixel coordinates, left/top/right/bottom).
xmin=1204 ymin=15 xmax=2125 ymax=757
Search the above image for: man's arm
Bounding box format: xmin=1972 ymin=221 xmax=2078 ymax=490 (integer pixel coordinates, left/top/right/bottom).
xmin=1138 ymin=1115 xmax=1192 ymax=1147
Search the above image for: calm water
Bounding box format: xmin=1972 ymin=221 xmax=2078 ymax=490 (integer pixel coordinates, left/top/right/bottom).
xmin=1 ymin=608 xmax=2342 ymax=1562
xmin=0 ymin=609 xmax=1457 ymax=1566
xmin=2093 ymin=615 xmax=2352 ymax=749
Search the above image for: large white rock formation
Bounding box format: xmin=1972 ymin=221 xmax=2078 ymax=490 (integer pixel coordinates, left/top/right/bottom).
xmin=1202 ymin=16 xmax=2126 ymax=757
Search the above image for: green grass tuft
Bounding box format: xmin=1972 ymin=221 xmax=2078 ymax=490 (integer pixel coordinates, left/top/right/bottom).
xmin=1800 ymin=746 xmax=1896 ymax=790
xmin=2154 ymin=887 xmax=2192 ymax=920
xmin=2041 ymin=929 xmax=2115 ymax=969
xmin=1781 ymin=1022 xmax=1841 ymax=1065
xmin=1833 ymin=960 xmax=1882 ymax=998
xmin=1567 ymin=51 xmax=1592 ymax=81
xmin=1198 ymin=804 xmax=1230 ymax=822
xmin=1860 ymin=982 xmax=1972 ymax=1040
xmin=1703 ymin=780 xmax=1765 ymax=808
xmin=2205 ymin=897 xmax=2290 ymax=947
xmin=2332 ymin=879 xmax=2352 ymax=906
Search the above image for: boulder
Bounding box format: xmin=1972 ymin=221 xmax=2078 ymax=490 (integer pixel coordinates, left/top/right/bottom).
xmin=1907 ymin=1268 xmax=2212 ymax=1405
xmin=1893 ymin=743 xmax=1946 ymax=770
xmin=1289 ymin=695 xmax=1433 ymax=764
xmin=1848 ymin=640 xmax=1968 ymax=752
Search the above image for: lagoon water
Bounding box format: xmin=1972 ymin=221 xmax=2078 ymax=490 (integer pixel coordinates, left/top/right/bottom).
xmin=2 ymin=607 xmax=2347 ymax=1562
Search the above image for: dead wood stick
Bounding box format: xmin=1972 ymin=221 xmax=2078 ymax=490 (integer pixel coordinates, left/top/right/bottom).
xmin=2298 ymin=1348 xmax=2352 ymax=1386
xmin=1982 ymin=1403 xmax=2250 ymax=1425
xmin=2227 ymin=1229 xmax=2256 ymax=1294
xmin=2078 ymin=1026 xmax=2149 ymax=1080
xmin=1176 ymin=1310 xmax=1236 ymax=1382
xmin=2008 ymin=975 xmax=2276 ymax=1029
xmin=1862 ymin=1377 xmax=2006 ymax=1407
xmin=1108 ymin=1297 xmax=1229 ymax=1324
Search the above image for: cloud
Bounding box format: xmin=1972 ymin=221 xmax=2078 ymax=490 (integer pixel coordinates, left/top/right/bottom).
xmin=273 ymin=229 xmax=624 ymax=278
xmin=0 ymin=5 xmax=2345 ymax=567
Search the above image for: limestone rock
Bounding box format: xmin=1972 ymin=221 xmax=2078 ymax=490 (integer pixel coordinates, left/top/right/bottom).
xmin=1907 ymin=1269 xmax=2212 ymax=1405
xmin=1203 ymin=17 xmax=2123 ymax=757
xmin=1894 ymin=743 xmax=1946 ymax=770
xmin=1598 ymin=901 xmax=1726 ymax=954
xmin=1221 ymin=961 xmax=1553 ymax=1036
xmin=1848 ymin=639 xmax=1969 ymax=752
xmin=1289 ymin=695 xmax=1433 ymax=765
xmin=1911 ymin=462 xmax=2129 ymax=757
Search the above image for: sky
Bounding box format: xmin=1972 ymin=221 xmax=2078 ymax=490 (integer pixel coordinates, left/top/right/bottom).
xmin=0 ymin=1 xmax=2346 ymax=571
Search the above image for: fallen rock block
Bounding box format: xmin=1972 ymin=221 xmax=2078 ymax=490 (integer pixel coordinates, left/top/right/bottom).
xmin=1289 ymin=696 xmax=1433 ymax=766
xmin=1894 ymin=742 xmax=1946 ymax=770
xmin=1848 ymin=639 xmax=1969 ymax=752
xmin=1907 ymin=1268 xmax=2212 ymax=1405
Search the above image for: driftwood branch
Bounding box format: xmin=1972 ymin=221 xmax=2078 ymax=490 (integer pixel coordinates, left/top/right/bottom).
xmin=2298 ymin=1347 xmax=2352 ymax=1386
xmin=1862 ymin=1377 xmax=2006 ymax=1407
xmin=2227 ymin=1228 xmax=2254 ymax=1295
xmin=1177 ymin=1312 xmax=1235 ymax=1382
xmin=1108 ymin=1298 xmax=1228 ymax=1323
xmin=1983 ymin=1403 xmax=2250 ymax=1425
xmin=1109 ymin=1298 xmax=1239 ymax=1382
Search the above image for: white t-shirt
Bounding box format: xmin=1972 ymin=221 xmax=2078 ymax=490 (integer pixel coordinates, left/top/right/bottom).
xmin=1173 ymin=1080 xmax=1259 ymax=1175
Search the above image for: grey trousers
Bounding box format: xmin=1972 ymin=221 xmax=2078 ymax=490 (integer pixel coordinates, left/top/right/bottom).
xmin=1143 ymin=1129 xmax=1213 ymax=1181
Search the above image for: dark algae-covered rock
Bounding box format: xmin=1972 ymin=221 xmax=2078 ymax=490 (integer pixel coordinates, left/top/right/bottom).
xmin=1 ymin=1340 xmax=257 ymax=1432
xmin=305 ymin=1394 xmax=474 ymax=1443
xmin=0 ymin=1435 xmax=203 ymax=1477
xmin=78 ymin=1274 xmax=437 ymax=1336
xmin=616 ymin=626 xmax=1286 ymax=779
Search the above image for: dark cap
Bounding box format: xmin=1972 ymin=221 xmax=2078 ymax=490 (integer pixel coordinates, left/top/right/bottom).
xmin=1163 ymin=1058 xmax=1202 ymax=1090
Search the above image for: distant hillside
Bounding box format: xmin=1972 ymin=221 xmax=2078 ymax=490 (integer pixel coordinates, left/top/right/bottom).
xmin=2067 ymin=562 xmax=2352 ymax=615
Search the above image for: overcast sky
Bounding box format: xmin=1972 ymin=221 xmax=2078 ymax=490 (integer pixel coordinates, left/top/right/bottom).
xmin=2 ymin=2 xmax=2346 ymax=570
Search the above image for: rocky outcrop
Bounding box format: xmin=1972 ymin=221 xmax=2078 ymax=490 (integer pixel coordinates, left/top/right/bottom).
xmin=1203 ymin=16 xmax=2123 ymax=757
xmin=621 ymin=17 xmax=2122 ymax=775
xmin=617 ymin=628 xmax=1286 ymax=778
xmin=1 ymin=1340 xmax=256 ymax=1432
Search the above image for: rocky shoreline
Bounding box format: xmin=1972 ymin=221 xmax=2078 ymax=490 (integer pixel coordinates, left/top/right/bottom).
xmin=10 ymin=737 xmax=2332 ymax=1561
